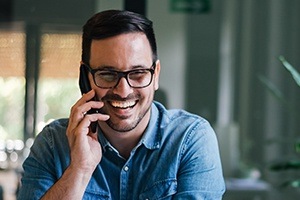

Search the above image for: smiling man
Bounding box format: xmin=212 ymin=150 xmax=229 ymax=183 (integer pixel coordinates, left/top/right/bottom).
xmin=18 ymin=10 xmax=225 ymax=200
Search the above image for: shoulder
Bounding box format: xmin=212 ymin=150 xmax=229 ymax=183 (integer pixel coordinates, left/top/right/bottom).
xmin=154 ymin=101 xmax=211 ymax=132
xmin=43 ymin=118 xmax=69 ymax=132
xmin=152 ymin=102 xmax=217 ymax=151
xmin=40 ymin=118 xmax=68 ymax=134
xmin=34 ymin=118 xmax=69 ymax=149
xmin=26 ymin=118 xmax=70 ymax=169
xmin=153 ymin=102 xmax=221 ymax=163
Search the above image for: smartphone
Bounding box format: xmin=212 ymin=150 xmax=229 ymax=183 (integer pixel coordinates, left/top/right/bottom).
xmin=79 ymin=64 xmax=99 ymax=133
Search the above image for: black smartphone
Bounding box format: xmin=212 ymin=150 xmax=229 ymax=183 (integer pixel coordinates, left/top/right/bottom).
xmin=79 ymin=64 xmax=99 ymax=133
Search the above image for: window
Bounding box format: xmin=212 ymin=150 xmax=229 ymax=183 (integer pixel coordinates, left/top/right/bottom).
xmin=0 ymin=29 xmax=25 ymax=140
xmin=36 ymin=32 xmax=82 ymax=134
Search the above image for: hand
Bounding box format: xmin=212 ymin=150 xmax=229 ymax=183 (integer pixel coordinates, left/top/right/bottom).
xmin=66 ymin=90 xmax=109 ymax=175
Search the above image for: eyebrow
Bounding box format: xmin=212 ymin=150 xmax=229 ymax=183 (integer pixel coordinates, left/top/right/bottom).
xmin=93 ymin=64 xmax=149 ymax=71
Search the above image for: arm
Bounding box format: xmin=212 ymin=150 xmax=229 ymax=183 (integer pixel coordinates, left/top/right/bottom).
xmin=40 ymin=164 xmax=93 ymax=199
xmin=42 ymin=90 xmax=109 ymax=199
xmin=174 ymin=121 xmax=225 ymax=199
xmin=18 ymin=90 xmax=109 ymax=200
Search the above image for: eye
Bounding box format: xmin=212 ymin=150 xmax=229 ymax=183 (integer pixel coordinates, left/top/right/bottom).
xmin=96 ymin=71 xmax=118 ymax=82
xmin=128 ymin=69 xmax=149 ymax=80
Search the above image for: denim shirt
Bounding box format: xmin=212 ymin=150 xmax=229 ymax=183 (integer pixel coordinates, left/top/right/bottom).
xmin=18 ymin=102 xmax=225 ymax=200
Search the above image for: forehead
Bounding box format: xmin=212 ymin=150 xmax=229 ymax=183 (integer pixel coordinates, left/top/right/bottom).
xmin=89 ymin=33 xmax=152 ymax=68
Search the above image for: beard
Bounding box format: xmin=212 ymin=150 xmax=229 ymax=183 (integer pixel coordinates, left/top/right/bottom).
xmin=105 ymin=103 xmax=151 ymax=132
xmin=100 ymin=92 xmax=153 ymax=133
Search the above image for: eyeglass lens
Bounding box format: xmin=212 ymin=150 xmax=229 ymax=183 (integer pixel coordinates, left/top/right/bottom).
xmin=94 ymin=69 xmax=153 ymax=88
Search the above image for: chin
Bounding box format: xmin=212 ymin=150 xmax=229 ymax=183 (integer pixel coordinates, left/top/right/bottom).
xmin=106 ymin=119 xmax=138 ymax=133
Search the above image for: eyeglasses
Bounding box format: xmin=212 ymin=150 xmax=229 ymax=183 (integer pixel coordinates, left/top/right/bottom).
xmin=83 ymin=62 xmax=156 ymax=89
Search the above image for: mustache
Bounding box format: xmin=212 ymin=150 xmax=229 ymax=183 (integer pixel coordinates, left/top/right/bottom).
xmin=101 ymin=93 xmax=141 ymax=101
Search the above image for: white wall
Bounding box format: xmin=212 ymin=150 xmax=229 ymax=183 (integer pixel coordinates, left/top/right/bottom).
xmin=147 ymin=0 xmax=186 ymax=109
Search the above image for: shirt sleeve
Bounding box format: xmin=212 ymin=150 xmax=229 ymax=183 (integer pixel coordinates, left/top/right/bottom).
xmin=174 ymin=119 xmax=226 ymax=199
xmin=17 ymin=125 xmax=60 ymax=200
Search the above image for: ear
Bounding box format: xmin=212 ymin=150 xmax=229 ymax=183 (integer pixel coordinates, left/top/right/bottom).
xmin=154 ymin=60 xmax=161 ymax=91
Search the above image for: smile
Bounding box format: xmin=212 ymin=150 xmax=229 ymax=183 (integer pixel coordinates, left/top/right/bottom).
xmin=109 ymin=100 xmax=137 ymax=109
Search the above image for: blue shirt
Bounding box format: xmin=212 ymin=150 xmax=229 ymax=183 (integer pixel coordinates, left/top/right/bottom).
xmin=18 ymin=102 xmax=225 ymax=199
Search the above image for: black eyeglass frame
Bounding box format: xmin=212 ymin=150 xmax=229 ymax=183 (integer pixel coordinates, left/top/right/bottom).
xmin=83 ymin=62 xmax=157 ymax=89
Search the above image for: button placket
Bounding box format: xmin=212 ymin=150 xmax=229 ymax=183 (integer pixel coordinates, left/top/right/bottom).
xmin=120 ymin=162 xmax=131 ymax=199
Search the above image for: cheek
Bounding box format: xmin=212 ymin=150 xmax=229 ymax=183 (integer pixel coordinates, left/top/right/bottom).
xmin=93 ymin=87 xmax=108 ymax=100
xmin=143 ymin=86 xmax=156 ymax=102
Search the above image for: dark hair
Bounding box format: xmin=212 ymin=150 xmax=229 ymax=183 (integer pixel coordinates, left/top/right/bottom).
xmin=82 ymin=10 xmax=157 ymax=65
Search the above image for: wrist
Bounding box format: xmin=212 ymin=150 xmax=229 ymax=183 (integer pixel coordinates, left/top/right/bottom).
xmin=67 ymin=163 xmax=94 ymax=183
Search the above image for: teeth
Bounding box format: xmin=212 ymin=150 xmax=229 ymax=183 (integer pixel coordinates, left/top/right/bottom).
xmin=110 ymin=101 xmax=136 ymax=108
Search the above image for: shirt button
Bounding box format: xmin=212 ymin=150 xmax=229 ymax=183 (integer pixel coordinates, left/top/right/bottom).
xmin=124 ymin=166 xmax=129 ymax=171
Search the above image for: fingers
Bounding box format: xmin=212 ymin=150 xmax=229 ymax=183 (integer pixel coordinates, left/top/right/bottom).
xmin=77 ymin=113 xmax=109 ymax=135
xmin=65 ymin=90 xmax=106 ymax=171
xmin=78 ymin=89 xmax=98 ymax=105
xmin=71 ymin=90 xmax=99 ymax=118
xmin=67 ymin=90 xmax=109 ymax=137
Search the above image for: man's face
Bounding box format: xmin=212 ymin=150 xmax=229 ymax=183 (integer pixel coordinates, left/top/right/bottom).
xmin=89 ymin=33 xmax=160 ymax=133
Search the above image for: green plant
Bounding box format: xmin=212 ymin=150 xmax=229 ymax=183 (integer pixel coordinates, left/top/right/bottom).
xmin=259 ymin=56 xmax=300 ymax=188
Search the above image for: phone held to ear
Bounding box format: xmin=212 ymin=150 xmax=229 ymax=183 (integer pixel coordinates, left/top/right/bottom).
xmin=79 ymin=64 xmax=100 ymax=133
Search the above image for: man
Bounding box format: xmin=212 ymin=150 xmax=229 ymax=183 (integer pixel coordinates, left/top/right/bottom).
xmin=18 ymin=10 xmax=225 ymax=199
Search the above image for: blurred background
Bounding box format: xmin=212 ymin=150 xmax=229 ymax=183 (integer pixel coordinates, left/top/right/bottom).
xmin=1 ymin=0 xmax=300 ymax=199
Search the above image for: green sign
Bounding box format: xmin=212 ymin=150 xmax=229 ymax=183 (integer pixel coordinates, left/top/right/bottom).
xmin=170 ymin=0 xmax=211 ymax=14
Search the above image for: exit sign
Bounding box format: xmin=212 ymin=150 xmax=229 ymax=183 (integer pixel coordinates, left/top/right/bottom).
xmin=171 ymin=0 xmax=211 ymax=14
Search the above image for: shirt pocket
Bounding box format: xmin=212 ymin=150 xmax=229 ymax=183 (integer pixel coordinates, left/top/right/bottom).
xmin=139 ymin=179 xmax=177 ymax=200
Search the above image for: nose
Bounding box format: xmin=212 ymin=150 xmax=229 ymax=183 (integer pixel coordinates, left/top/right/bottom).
xmin=113 ymin=77 xmax=133 ymax=98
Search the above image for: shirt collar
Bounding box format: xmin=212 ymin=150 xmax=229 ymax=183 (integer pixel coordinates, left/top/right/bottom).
xmin=139 ymin=102 xmax=161 ymax=150
xmin=98 ymin=129 xmax=111 ymax=153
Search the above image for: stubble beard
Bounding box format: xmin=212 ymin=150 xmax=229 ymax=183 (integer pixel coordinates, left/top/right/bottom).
xmin=105 ymin=102 xmax=152 ymax=133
